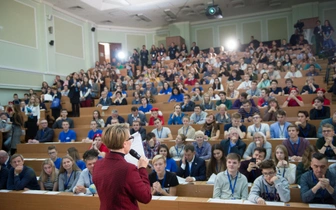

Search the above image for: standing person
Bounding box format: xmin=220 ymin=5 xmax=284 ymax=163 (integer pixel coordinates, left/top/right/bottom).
xmin=68 ymin=72 xmax=81 ymax=117
xmin=93 ymin=124 xmax=151 ymax=210
xmin=314 ymin=20 xmax=324 ymax=54
xmin=24 ymin=96 xmax=40 ymax=141
xmin=50 ymin=86 xmax=62 ymax=120
xmin=148 ymin=155 xmax=179 ymax=196
xmin=80 ymin=76 xmax=92 ymax=107
xmin=300 ymin=153 xmax=336 ymax=204
xmin=213 ymin=153 xmax=248 ymax=200
xmin=322 ymin=20 xmax=336 ymax=49
xmin=140 ymin=45 xmax=149 ymax=71
xmin=8 ymin=105 xmax=24 ymax=155
xmin=248 ymin=160 xmax=290 ymax=204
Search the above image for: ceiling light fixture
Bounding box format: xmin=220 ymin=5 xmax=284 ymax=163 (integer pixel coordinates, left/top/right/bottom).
xmin=136 ymin=14 xmax=152 ymax=22
xmin=164 ymin=9 xmax=177 ymax=19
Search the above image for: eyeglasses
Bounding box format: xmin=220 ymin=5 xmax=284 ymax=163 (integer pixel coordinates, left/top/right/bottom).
xmin=127 ymin=136 xmax=134 ymax=143
xmin=322 ymin=130 xmax=333 ymax=133
xmin=262 ymin=171 xmax=275 ymax=177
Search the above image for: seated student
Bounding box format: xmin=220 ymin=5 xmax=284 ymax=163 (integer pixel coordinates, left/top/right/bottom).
xmin=151 ymin=118 xmax=173 ymax=141
xmin=282 ymin=87 xmax=304 ymax=107
xmin=316 ymin=123 xmax=336 ymax=160
xmin=220 ymin=127 xmax=247 ymax=158
xmin=274 ymin=145 xmax=296 ymax=184
xmin=237 ymin=74 xmax=252 ymax=90
xmin=282 ymin=124 xmax=310 ymax=162
xmin=295 ymin=110 xmax=317 ymax=138
xmin=177 ymin=116 xmax=196 ymax=139
xmin=73 ymin=149 xmax=98 ymax=195
xmin=7 ymin=154 xmax=40 ymax=190
xmin=296 ymin=145 xmax=318 ymax=184
xmin=112 ymin=91 xmax=127 ymax=105
xmin=82 ymin=120 xmax=103 ymax=142
xmin=313 ymin=88 xmax=330 ymax=105
xmin=89 ymin=134 xmax=109 ymax=158
xmin=310 ymin=97 xmax=331 ymax=120
xmin=190 ymin=105 xmax=208 ymax=124
xmin=180 ymin=94 xmax=195 ymax=112
xmin=158 ymin=145 xmax=177 ymax=173
xmin=317 ymin=110 xmax=336 ymax=138
xmin=130 ymin=120 xmax=147 ymax=141
xmin=283 ymin=78 xmax=297 ymax=95
xmin=215 ymin=91 xmax=233 ymax=110
xmin=301 ymin=77 xmax=319 ymax=95
xmin=149 ymin=155 xmax=179 ymax=196
xmin=247 ymin=113 xmax=270 ymax=139
xmin=168 ymin=104 xmax=185 ymax=125
xmin=232 ymin=92 xmax=257 ymax=109
xmin=0 ymin=162 xmax=9 ymax=189
xmin=238 ymin=100 xmax=260 ymax=123
xmin=192 ymin=131 xmax=211 ymax=160
xmin=127 ymin=106 xmax=147 ymax=126
xmin=257 ymin=88 xmax=272 ymax=108
xmin=201 ymin=113 xmax=220 ymax=140
xmin=239 ymin=147 xmax=266 ymax=183
xmin=248 ymin=159 xmax=290 ymax=204
xmin=67 ymin=147 xmax=86 ymax=171
xmin=176 ymin=144 xmax=206 ymax=182
xmin=300 ymin=153 xmax=336 ymax=204
xmin=244 ymin=132 xmax=272 ymax=160
xmin=138 ymin=97 xmax=153 ymax=114
xmin=206 ymin=144 xmax=226 ymax=179
xmin=269 ymin=79 xmax=283 ymax=96
xmin=262 ymin=99 xmax=281 ymax=122
xmin=246 ymin=80 xmax=261 ymax=97
xmin=143 ymin=132 xmax=161 ymax=159
xmin=224 ymin=112 xmax=247 ymax=139
xmin=148 ymin=108 xmax=165 ymax=126
xmin=27 ymin=119 xmax=54 ymax=143
xmin=105 ymin=110 xmax=125 ymax=127
xmin=168 ymin=87 xmax=184 ymax=103
xmin=58 ymin=156 xmax=81 ymax=192
xmin=215 ymin=104 xmax=231 ymax=124
xmin=58 ymin=121 xmax=76 ymax=143
xmin=39 ymin=159 xmax=58 ymax=191
xmin=213 ymin=153 xmax=249 ymax=200
xmin=270 ymin=110 xmax=291 ymax=138
xmin=96 ymin=91 xmax=112 ymax=107
xmin=52 ymin=109 xmax=74 ymax=129
xmin=169 ymin=134 xmax=186 ymax=160
xmin=47 ymin=146 xmax=62 ymax=169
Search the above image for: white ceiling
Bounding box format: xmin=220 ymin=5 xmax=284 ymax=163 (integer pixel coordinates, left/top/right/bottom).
xmin=42 ymin=0 xmax=330 ymax=29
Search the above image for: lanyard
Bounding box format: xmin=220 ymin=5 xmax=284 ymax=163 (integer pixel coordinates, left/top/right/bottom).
xmin=175 ymin=145 xmax=184 ymax=158
xmin=278 ymin=167 xmax=286 ymax=177
xmin=64 ymin=171 xmax=74 ymax=189
xmin=290 ymin=139 xmax=300 ymax=156
xmin=88 ymin=172 xmax=93 ymax=185
xmin=157 ymin=128 xmax=163 ymax=139
xmin=156 ymin=172 xmax=167 ymax=190
xmin=183 ymin=126 xmax=189 ymax=136
xmin=227 ymin=172 xmax=238 ymax=199
xmin=254 ymin=124 xmax=262 ymax=133
xmin=264 ymin=184 xmax=277 ymax=201
xmin=278 ymin=123 xmax=285 ymax=138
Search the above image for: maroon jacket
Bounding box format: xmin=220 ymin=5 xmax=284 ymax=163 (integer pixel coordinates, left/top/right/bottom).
xmin=282 ymin=137 xmax=310 ymax=157
xmin=93 ymin=152 xmax=151 ymax=210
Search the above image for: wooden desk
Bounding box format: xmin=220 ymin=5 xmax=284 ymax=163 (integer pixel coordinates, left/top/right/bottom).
xmin=0 ymin=191 xmax=315 ymax=210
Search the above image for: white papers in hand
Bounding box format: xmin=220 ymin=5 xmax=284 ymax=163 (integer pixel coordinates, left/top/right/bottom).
xmin=206 ymin=173 xmax=217 ymax=184
xmin=177 ymin=176 xmax=188 ymax=185
xmin=125 ymin=132 xmax=146 ymax=166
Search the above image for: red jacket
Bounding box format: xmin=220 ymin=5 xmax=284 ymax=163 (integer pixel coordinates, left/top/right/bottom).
xmin=148 ymin=115 xmax=165 ymax=126
xmin=93 ymin=152 xmax=151 ymax=210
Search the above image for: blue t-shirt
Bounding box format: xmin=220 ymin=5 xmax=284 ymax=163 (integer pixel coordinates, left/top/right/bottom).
xmin=160 ymin=87 xmax=172 ymax=95
xmin=76 ymin=160 xmax=86 ymax=170
xmin=87 ymin=129 xmax=102 ymax=139
xmin=139 ymin=104 xmax=153 ymax=113
xmin=59 ymin=130 xmax=77 ymax=142
xmin=54 ymin=157 xmax=62 ymax=169
xmin=166 ymin=158 xmax=177 ymax=173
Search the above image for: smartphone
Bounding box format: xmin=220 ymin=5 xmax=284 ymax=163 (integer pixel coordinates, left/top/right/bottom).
xmin=250 ymin=158 xmax=256 ymax=163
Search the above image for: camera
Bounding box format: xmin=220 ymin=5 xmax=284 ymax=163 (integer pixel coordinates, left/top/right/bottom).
xmin=250 ymin=158 xmax=256 ymax=163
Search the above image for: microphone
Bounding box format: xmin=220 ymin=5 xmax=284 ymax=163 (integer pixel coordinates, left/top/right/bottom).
xmin=129 ymin=149 xmax=152 ymax=168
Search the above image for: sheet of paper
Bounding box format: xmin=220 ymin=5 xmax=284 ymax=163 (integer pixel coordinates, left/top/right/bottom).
xmin=23 ymin=190 xmax=47 ymax=194
xmin=176 ymin=176 xmax=188 ymax=185
xmin=207 ymin=198 xmax=226 ymax=203
xmin=225 ymin=199 xmax=243 ymax=204
xmin=0 ymin=190 xmax=12 ymax=193
xmin=74 ymin=193 xmax=92 ymax=196
xmin=266 ymin=202 xmax=285 ymax=206
xmin=24 ymin=158 xmax=37 ymax=161
xmin=124 ymin=132 xmax=146 ymax=166
xmin=309 ymin=204 xmax=336 ymax=209
xmin=45 ymin=192 xmax=60 ymax=195
xmin=243 ymin=200 xmax=256 ymax=205
xmin=101 ymin=106 xmax=109 ymax=111
xmin=159 ymin=196 xmax=178 ymax=201
xmin=206 ymin=173 xmax=217 ymax=184
xmin=151 ymin=196 xmax=161 ymax=200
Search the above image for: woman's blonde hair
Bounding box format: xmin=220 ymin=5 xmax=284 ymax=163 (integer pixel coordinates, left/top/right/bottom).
xmin=103 ymin=123 xmax=130 ymax=150
xmin=274 ymin=145 xmax=289 ymax=166
xmin=39 ymin=159 xmax=57 ymax=183
xmin=195 ymin=130 xmax=205 ymax=138
xmin=216 ymin=104 xmax=227 ymax=111
xmin=152 ymin=154 xmax=166 ymax=165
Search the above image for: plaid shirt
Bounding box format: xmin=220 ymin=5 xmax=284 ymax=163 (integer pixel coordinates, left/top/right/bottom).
xmin=142 ymin=140 xmax=160 ymax=159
